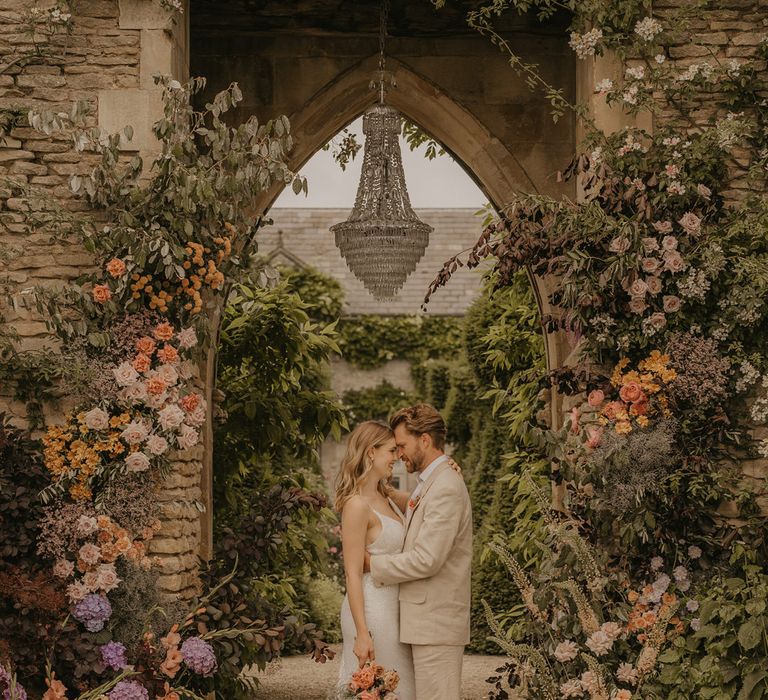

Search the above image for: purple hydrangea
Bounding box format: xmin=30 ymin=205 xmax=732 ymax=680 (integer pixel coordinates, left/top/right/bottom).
xmin=108 ymin=680 xmax=148 ymax=700
xmin=3 ymin=684 xmax=27 ymax=700
xmin=73 ymin=593 xmax=112 ymax=632
xmin=180 ymin=636 xmax=217 ymax=676
xmin=0 ymin=667 xmax=8 ymax=685
xmin=101 ymin=640 xmax=128 ymax=670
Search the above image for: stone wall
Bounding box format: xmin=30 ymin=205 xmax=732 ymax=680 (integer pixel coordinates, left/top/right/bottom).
xmin=0 ymin=0 xmax=198 ymax=597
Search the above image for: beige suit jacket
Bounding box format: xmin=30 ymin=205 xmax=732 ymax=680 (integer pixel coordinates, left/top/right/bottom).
xmin=370 ymin=461 xmax=473 ymax=646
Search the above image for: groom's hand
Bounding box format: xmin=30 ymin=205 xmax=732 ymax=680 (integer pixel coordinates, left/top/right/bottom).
xmin=448 ymin=457 xmax=463 ymax=475
xmin=363 ymin=550 xmax=371 ymax=573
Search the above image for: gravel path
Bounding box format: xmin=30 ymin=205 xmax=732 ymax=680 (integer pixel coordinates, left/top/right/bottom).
xmin=249 ymin=645 xmax=505 ymax=699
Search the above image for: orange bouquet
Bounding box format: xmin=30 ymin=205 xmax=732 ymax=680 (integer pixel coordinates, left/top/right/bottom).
xmin=344 ymin=661 xmax=400 ymax=699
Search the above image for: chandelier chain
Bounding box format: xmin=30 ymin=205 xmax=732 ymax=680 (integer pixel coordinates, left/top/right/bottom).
xmin=378 ymin=0 xmax=390 ymax=103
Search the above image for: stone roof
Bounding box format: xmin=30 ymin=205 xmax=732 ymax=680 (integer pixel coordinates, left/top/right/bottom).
xmin=261 ymin=208 xmax=487 ymax=316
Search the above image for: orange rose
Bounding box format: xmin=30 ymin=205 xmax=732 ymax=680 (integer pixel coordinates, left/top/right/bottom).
xmin=630 ymin=398 xmax=649 ymax=416
xmin=92 ymin=284 xmax=112 ymax=304
xmin=619 ymin=381 xmax=643 ymax=403
xmin=154 ymin=322 xmax=175 ymax=341
xmin=132 ymin=353 xmax=151 ymax=373
xmin=628 ymin=590 xmax=639 ymax=603
xmin=147 ymin=376 xmax=167 ymax=395
xmin=180 ymin=393 xmax=201 ymax=413
xmin=351 ymin=666 xmax=376 ymax=690
xmin=157 ymin=344 xmax=179 ymax=364
xmin=106 ymin=258 xmax=126 ymax=278
xmin=359 ymin=691 xmax=380 ymax=700
xmin=135 ymin=336 xmax=156 ymax=355
xmin=601 ymin=400 xmax=625 ymax=420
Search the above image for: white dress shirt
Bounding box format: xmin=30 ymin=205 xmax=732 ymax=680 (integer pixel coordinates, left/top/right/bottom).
xmin=406 ymin=454 xmax=449 ymax=520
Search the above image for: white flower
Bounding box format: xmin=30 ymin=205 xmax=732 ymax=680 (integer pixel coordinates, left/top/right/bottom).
xmin=661 ymin=235 xmax=678 ymax=251
xmin=554 ymin=640 xmax=579 ymax=662
xmin=96 ymin=563 xmax=121 ymax=592
xmin=119 ymin=381 xmax=149 ymax=404
xmin=697 ymin=183 xmax=712 ymax=199
xmin=121 ymin=421 xmax=149 ymax=445
xmin=186 ymin=403 xmax=207 ymax=428
xmin=67 ymin=581 xmax=89 ymax=603
xmin=178 ymin=360 xmax=197 ymax=380
xmin=144 ymin=392 xmax=168 ymax=409
xmin=158 ymin=404 xmax=185 ymax=430
xmin=595 ymin=78 xmax=614 ymax=93
xmin=580 ymin=671 xmax=600 ymax=695
xmin=569 ymin=28 xmax=603 ymax=59
xmin=758 ymin=438 xmax=768 ymax=459
xmin=663 ymin=137 xmax=681 ymax=147
xmin=156 ymin=363 xmax=179 ymax=386
xmin=686 ymin=599 xmax=700 ymax=612
xmin=690 ymin=617 xmax=701 ymax=631
xmin=655 ymin=53 xmax=666 ymax=64
xmin=634 ymin=17 xmax=663 ymax=41
xmin=677 ymin=577 xmax=691 ymax=592
xmin=623 ymin=85 xmax=639 ymax=105
xmin=560 ymin=679 xmax=584 ymax=698
xmin=176 ymin=423 xmax=200 ymax=450
xmin=601 ymin=621 xmax=623 ymax=641
xmin=616 ymin=662 xmax=638 ymax=685
xmin=586 ymin=629 xmax=613 ymax=656
xmin=83 ymin=407 xmax=110 ymax=431
xmin=113 ymin=361 xmax=139 ymax=387
xmin=125 ymin=451 xmax=151 ymax=472
xmin=177 ymin=327 xmax=198 ymax=349
xmin=650 ymin=556 xmax=664 ymax=570
xmin=146 ymin=434 xmax=170 ymax=456
xmin=653 ymin=573 xmax=671 ymax=592
xmin=625 ymin=65 xmax=645 ymax=80
xmin=590 ymin=146 xmax=604 ymax=163
xmin=76 ymin=514 xmax=99 ymax=537
xmin=53 ymin=559 xmax=75 ymax=578
xmin=688 ymin=545 xmax=702 ymax=559
xmin=673 ymin=565 xmax=689 ymax=581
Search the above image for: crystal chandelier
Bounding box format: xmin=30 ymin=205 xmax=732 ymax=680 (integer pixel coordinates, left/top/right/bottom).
xmin=330 ymin=0 xmax=432 ymax=300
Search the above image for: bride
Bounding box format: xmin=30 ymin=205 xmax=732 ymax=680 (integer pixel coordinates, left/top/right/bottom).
xmin=334 ymin=420 xmax=417 ymax=699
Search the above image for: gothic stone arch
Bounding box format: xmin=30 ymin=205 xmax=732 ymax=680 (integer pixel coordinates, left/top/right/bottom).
xmin=191 ymin=4 xmax=581 ymax=556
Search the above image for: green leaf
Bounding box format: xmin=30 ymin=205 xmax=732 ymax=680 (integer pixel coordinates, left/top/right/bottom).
xmin=738 ymin=618 xmax=763 ymax=651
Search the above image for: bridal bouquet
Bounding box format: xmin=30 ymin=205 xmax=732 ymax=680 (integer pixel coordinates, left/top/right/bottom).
xmin=343 ymin=661 xmax=400 ymax=699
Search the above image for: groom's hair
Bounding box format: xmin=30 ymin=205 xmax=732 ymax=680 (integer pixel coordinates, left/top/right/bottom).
xmin=390 ymin=403 xmax=447 ymax=450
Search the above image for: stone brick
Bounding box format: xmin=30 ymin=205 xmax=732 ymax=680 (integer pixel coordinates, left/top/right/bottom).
xmin=0 ymin=149 xmax=34 ymax=162
xmin=9 ymin=161 xmax=47 ymax=175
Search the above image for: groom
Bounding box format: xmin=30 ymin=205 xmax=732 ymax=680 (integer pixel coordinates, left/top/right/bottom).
xmin=367 ymin=403 xmax=472 ymax=700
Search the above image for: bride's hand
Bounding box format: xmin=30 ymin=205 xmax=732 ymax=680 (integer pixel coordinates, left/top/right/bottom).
xmin=447 ymin=457 xmax=463 ymax=475
xmin=353 ymin=631 xmax=375 ymax=667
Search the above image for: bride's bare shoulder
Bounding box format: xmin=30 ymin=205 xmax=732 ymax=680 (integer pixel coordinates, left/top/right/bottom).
xmin=341 ymin=495 xmax=370 ymax=524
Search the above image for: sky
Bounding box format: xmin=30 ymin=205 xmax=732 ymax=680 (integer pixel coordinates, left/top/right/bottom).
xmin=273 ymin=116 xmax=488 ymax=209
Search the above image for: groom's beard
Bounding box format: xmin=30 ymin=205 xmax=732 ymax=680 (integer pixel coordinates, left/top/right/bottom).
xmin=406 ymin=445 xmax=426 ymax=473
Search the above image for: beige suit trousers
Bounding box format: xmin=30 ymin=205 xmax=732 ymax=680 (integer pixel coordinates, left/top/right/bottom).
xmin=411 ymin=644 xmax=464 ymax=700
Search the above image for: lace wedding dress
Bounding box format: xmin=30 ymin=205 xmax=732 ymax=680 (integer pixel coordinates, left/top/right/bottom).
xmin=336 ymin=501 xmax=416 ymax=700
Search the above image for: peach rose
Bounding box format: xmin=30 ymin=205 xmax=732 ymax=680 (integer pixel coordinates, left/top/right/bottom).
xmin=359 ymin=691 xmax=380 ymax=700
xmin=641 ymin=257 xmax=661 ymax=273
xmin=587 ymin=389 xmax=605 ymax=408
xmin=157 ymin=344 xmax=179 ymax=364
xmin=641 ymin=237 xmax=659 ymax=253
xmin=351 ymin=666 xmax=376 ymax=690
xmin=630 ymin=399 xmax=649 ymax=416
xmin=619 ymin=381 xmax=643 ymax=403
xmin=602 ymin=400 xmax=625 ymax=420
xmin=663 ymin=295 xmax=681 ymax=312
xmin=629 ymin=278 xmax=648 ymax=297
xmin=646 ymin=276 xmax=663 ymax=295
xmin=181 ymin=392 xmax=201 ymax=413
xmin=154 ymin=322 xmax=175 ymax=341
xmin=146 ymin=375 xmax=167 ymax=395
xmin=653 ymin=220 xmax=673 ymax=234
xmin=135 ymin=336 xmax=156 ymax=355
xmin=132 ymin=353 xmax=152 ymax=374
xmin=106 ymin=258 xmax=126 ymax=278
xmin=628 ymin=297 xmax=647 ymax=314
xmin=92 ymin=284 xmax=112 ymax=304
xmin=663 ymin=250 xmax=685 ymax=273
xmin=381 ymin=670 xmax=400 ymax=692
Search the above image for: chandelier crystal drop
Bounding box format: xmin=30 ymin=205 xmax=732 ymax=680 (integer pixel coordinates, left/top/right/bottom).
xmin=330 ymin=0 xmax=432 ymax=300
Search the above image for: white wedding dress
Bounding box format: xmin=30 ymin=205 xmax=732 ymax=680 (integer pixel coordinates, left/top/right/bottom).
xmin=337 ymin=500 xmax=416 ymax=700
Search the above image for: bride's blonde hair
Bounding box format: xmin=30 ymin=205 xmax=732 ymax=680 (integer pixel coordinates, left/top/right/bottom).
xmin=334 ymin=420 xmax=394 ymax=512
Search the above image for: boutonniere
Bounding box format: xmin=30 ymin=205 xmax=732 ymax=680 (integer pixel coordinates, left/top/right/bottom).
xmin=408 ymin=495 xmax=421 ymax=510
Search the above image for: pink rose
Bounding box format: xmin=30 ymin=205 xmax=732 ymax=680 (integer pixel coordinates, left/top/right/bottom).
xmin=119 ymin=381 xmax=148 ymax=404
xmin=629 ymin=297 xmax=648 ymax=314
xmin=53 ymin=559 xmax=74 ymax=579
xmin=629 ymin=278 xmax=648 ymax=297
xmin=113 ymin=362 xmax=139 ymax=387
xmin=96 ymin=563 xmax=120 ymax=592
xmin=619 ymin=381 xmax=643 ymax=403
xmin=641 ymin=257 xmax=661 ymax=273
xmin=641 ymin=237 xmax=660 ymax=253
xmin=146 ymin=434 xmax=169 ymax=456
xmin=144 ymin=392 xmax=168 ymax=409
xmin=78 ymin=542 xmax=101 ymax=566
xmin=602 ymin=400 xmax=625 ymax=420
xmin=178 ymin=360 xmax=196 ymax=380
xmin=653 ymin=220 xmax=673 ymax=234
xmin=83 ymin=407 xmax=110 ymax=431
xmin=158 ymin=404 xmax=185 ymax=430
xmin=83 ymin=571 xmax=100 ymax=591
xmin=569 ymin=407 xmax=581 ymax=435
xmin=663 ymin=295 xmax=681 ymax=312
xmin=121 ymin=421 xmax=148 ymax=445
xmin=646 ymin=276 xmax=663 ymax=295
xmin=697 ymin=183 xmax=712 ymax=199
xmin=186 ymin=403 xmax=207 ymax=428
xmin=176 ymin=424 xmax=199 ymax=450
xmin=678 ymin=211 xmax=702 ymax=236
xmin=609 ymin=236 xmax=631 ymax=254
xmin=66 ymin=581 xmax=89 ymax=603
xmin=649 ymin=311 xmax=667 ymax=329
xmin=661 ymin=235 xmax=678 ymax=251
xmin=587 ymin=389 xmax=605 ymax=408
xmin=125 ymin=451 xmax=150 ymax=472
xmin=663 ymin=250 xmax=685 ymax=273
xmin=586 ymin=427 xmax=603 ymax=448
xmin=177 ymin=327 xmax=198 ymax=349
xmin=76 ymin=515 xmax=99 ymax=537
